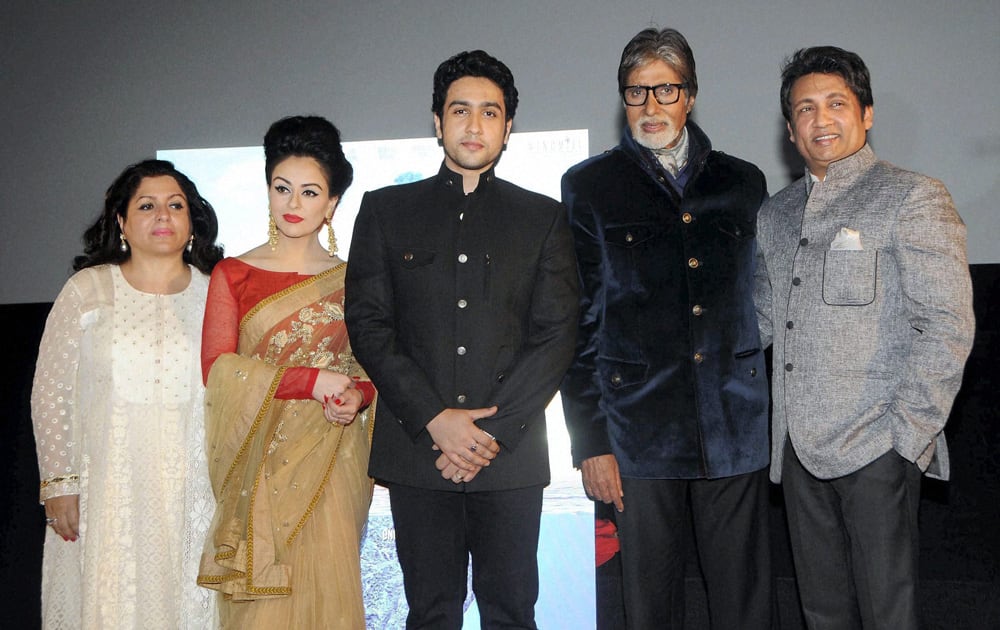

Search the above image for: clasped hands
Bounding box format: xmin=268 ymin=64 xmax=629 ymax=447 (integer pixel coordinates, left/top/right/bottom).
xmin=312 ymin=371 xmax=363 ymax=425
xmin=427 ymin=406 xmax=500 ymax=484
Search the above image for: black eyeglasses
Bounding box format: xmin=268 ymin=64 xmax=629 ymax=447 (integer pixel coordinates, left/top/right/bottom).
xmin=621 ymin=83 xmax=687 ymax=106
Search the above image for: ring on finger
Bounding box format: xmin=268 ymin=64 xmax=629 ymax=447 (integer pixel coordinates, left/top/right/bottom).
xmin=45 ymin=517 xmax=57 ymax=525
xmin=470 ymin=443 xmax=478 ymax=452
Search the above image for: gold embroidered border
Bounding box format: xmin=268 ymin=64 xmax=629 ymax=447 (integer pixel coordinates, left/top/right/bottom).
xmin=214 ymin=548 xmax=236 ymax=561
xmin=285 ymin=425 xmax=346 ymax=546
xmin=239 ymin=263 xmax=346 ymax=335
xmin=367 ymin=397 xmax=377 ymax=447
xmin=219 ymin=366 xmax=288 ymax=497
xmin=245 ymin=411 xmax=292 ymax=596
xmin=282 ymin=394 xmax=378 ymax=546
xmin=197 ymin=570 xmax=244 ymax=585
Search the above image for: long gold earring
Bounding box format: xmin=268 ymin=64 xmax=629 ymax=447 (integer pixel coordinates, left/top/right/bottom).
xmin=268 ymin=215 xmax=279 ymax=251
xmin=119 ymin=233 xmax=128 ymax=252
xmin=326 ymin=221 xmax=337 ymax=257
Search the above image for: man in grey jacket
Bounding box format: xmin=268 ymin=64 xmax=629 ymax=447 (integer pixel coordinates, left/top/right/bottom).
xmin=755 ymin=46 xmax=975 ymax=629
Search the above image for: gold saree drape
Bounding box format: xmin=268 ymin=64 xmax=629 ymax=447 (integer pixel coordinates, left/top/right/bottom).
xmin=198 ymin=265 xmax=373 ymax=629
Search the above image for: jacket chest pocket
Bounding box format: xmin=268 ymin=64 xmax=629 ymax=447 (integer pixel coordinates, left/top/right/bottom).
xmin=822 ymin=249 xmax=878 ymax=306
xmin=388 ymin=247 xmax=438 ymax=300
xmin=714 ymin=217 xmax=755 ymax=242
xmin=605 ymin=223 xmax=659 ymax=249
xmin=390 ymin=247 xmax=436 ymax=269
xmin=604 ymin=223 xmax=662 ymax=299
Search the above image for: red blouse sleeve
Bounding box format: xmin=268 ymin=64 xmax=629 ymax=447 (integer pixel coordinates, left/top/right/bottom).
xmin=356 ymin=380 xmax=376 ymax=410
xmin=274 ymin=367 xmax=320 ymax=399
xmin=201 ymin=262 xmax=240 ymax=385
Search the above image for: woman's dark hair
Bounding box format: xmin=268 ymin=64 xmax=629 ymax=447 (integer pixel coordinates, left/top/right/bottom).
xmin=779 ymin=46 xmax=873 ymax=123
xmin=73 ymin=159 xmax=224 ymax=274
xmin=432 ymin=50 xmax=518 ymax=121
xmin=263 ymin=116 xmax=354 ymax=198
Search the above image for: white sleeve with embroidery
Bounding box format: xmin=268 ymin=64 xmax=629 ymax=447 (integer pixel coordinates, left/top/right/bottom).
xmin=31 ymin=278 xmax=85 ymax=502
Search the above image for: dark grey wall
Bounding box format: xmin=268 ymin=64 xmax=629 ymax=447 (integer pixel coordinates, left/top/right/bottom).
xmin=3 ymin=0 xmax=998 ymax=303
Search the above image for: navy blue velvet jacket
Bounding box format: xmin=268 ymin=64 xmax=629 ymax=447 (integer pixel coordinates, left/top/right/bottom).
xmin=560 ymin=122 xmax=770 ymax=479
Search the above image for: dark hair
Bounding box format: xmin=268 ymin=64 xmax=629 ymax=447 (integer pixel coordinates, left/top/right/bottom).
xmin=432 ymin=50 xmax=518 ymax=121
xmin=73 ymin=159 xmax=224 ymax=274
xmin=618 ymin=28 xmax=698 ymax=100
xmin=780 ymin=46 xmax=873 ymax=123
xmin=264 ymin=116 xmax=353 ymax=198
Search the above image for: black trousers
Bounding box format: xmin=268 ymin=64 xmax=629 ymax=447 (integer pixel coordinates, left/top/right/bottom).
xmin=615 ymin=469 xmax=773 ymax=630
xmin=386 ymin=483 xmax=544 ymax=630
xmin=782 ymin=442 xmax=922 ymax=630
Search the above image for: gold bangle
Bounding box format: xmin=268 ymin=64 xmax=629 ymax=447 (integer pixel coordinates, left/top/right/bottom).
xmin=40 ymin=474 xmax=80 ymax=489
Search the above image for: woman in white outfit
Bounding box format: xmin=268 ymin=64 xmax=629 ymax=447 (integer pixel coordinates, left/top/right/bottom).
xmin=31 ymin=159 xmax=223 ymax=629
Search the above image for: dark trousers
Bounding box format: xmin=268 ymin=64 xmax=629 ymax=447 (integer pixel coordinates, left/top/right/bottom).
xmin=782 ymin=442 xmax=922 ymax=630
xmin=615 ymin=470 xmax=773 ymax=630
xmin=386 ymin=483 xmax=544 ymax=630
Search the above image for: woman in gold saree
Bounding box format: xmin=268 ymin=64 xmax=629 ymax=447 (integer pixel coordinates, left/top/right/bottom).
xmin=198 ymin=116 xmax=374 ymax=628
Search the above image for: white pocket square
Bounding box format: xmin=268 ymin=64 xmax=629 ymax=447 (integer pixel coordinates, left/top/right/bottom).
xmin=830 ymin=227 xmax=863 ymax=251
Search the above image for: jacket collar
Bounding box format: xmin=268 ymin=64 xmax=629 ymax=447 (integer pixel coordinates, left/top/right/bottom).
xmin=810 ymin=143 xmax=877 ymax=189
xmin=436 ymin=161 xmax=497 ymax=195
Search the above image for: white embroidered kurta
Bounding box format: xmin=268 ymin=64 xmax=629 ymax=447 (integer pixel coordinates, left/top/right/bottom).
xmin=31 ymin=264 xmax=217 ymax=630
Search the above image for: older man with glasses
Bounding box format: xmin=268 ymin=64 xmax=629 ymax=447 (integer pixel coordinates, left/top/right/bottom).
xmin=560 ymin=27 xmax=773 ymax=629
